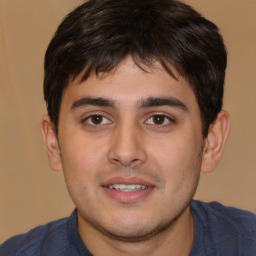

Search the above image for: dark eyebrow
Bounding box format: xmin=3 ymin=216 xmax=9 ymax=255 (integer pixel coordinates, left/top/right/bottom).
xmin=71 ymin=96 xmax=188 ymax=112
xmin=137 ymin=97 xmax=188 ymax=112
xmin=71 ymin=97 xmax=115 ymax=110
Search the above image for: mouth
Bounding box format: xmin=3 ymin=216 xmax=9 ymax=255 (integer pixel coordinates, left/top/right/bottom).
xmin=102 ymin=177 xmax=155 ymax=203
xmin=107 ymin=184 xmax=150 ymax=192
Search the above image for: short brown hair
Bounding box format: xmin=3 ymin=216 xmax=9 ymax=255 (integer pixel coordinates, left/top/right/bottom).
xmin=44 ymin=0 xmax=227 ymax=137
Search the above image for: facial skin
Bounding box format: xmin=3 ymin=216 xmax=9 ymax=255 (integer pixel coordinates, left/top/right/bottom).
xmin=41 ymin=57 xmax=230 ymax=255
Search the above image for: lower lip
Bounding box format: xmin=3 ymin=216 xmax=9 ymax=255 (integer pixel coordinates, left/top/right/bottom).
xmin=102 ymin=187 xmax=154 ymax=203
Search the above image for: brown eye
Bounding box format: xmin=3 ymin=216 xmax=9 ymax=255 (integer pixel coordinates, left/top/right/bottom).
xmin=152 ymin=115 xmax=166 ymax=125
xmin=90 ymin=115 xmax=103 ymax=124
xmin=85 ymin=115 xmax=111 ymax=125
xmin=146 ymin=114 xmax=173 ymax=126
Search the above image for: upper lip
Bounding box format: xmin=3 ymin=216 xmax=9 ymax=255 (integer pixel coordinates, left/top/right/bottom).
xmin=101 ymin=176 xmax=155 ymax=188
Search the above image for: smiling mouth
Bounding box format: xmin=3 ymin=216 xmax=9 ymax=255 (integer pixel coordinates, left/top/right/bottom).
xmin=103 ymin=180 xmax=155 ymax=202
xmin=108 ymin=184 xmax=150 ymax=192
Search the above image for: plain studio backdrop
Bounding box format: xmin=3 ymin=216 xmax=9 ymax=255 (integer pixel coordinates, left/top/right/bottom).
xmin=0 ymin=0 xmax=255 ymax=243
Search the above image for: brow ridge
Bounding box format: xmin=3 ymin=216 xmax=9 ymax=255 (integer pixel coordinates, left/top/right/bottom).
xmin=71 ymin=96 xmax=188 ymax=112
xmin=136 ymin=97 xmax=188 ymax=111
xmin=71 ymin=97 xmax=115 ymax=109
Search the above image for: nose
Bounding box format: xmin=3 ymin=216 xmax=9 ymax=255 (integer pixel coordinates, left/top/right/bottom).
xmin=108 ymin=122 xmax=147 ymax=167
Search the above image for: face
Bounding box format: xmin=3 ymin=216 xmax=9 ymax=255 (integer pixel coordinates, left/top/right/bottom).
xmin=55 ymin=58 xmax=205 ymax=241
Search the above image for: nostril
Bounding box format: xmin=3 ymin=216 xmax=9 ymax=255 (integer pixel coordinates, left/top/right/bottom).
xmin=108 ymin=127 xmax=147 ymax=166
xmin=110 ymin=155 xmax=146 ymax=168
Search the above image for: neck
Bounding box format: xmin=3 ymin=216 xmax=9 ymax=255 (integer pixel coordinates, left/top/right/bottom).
xmin=78 ymin=206 xmax=194 ymax=256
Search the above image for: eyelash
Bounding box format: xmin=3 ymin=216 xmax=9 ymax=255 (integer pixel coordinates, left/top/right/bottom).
xmin=82 ymin=113 xmax=175 ymax=128
xmin=82 ymin=114 xmax=112 ymax=127
xmin=145 ymin=114 xmax=175 ymax=127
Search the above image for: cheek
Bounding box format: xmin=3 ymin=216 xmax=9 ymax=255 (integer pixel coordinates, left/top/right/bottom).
xmin=59 ymin=132 xmax=108 ymax=180
xmin=149 ymin=133 xmax=203 ymax=185
xmin=59 ymin=134 xmax=108 ymax=205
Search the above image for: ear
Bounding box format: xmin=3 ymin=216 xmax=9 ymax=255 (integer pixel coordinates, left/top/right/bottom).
xmin=201 ymin=110 xmax=230 ymax=174
xmin=41 ymin=115 xmax=63 ymax=172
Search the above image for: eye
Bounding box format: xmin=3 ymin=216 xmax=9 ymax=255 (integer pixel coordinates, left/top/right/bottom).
xmin=84 ymin=115 xmax=112 ymax=126
xmin=145 ymin=114 xmax=174 ymax=126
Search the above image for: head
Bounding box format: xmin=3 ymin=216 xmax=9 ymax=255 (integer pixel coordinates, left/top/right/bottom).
xmin=41 ymin=0 xmax=230 ymax=249
xmin=44 ymin=0 xmax=227 ymax=138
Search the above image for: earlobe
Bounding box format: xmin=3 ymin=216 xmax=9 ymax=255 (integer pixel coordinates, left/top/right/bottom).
xmin=41 ymin=115 xmax=63 ymax=172
xmin=201 ymin=110 xmax=230 ymax=174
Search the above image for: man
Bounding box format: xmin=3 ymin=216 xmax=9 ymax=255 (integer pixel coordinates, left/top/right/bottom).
xmin=1 ymin=0 xmax=255 ymax=255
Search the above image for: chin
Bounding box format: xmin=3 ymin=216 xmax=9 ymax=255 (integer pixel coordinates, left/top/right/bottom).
xmin=82 ymin=207 xmax=178 ymax=243
xmin=97 ymin=216 xmax=176 ymax=242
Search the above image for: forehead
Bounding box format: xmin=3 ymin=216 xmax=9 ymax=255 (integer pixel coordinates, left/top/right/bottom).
xmin=61 ymin=57 xmax=197 ymax=110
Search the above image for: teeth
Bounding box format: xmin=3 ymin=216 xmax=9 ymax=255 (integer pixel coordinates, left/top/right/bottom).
xmin=108 ymin=184 xmax=149 ymax=191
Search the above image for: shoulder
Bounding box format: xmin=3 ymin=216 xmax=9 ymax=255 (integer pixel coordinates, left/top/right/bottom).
xmin=192 ymin=200 xmax=256 ymax=229
xmin=191 ymin=200 xmax=256 ymax=255
xmin=0 ymin=217 xmax=69 ymax=256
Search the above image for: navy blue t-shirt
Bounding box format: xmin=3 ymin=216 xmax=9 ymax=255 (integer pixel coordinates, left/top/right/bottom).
xmin=1 ymin=200 xmax=256 ymax=255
